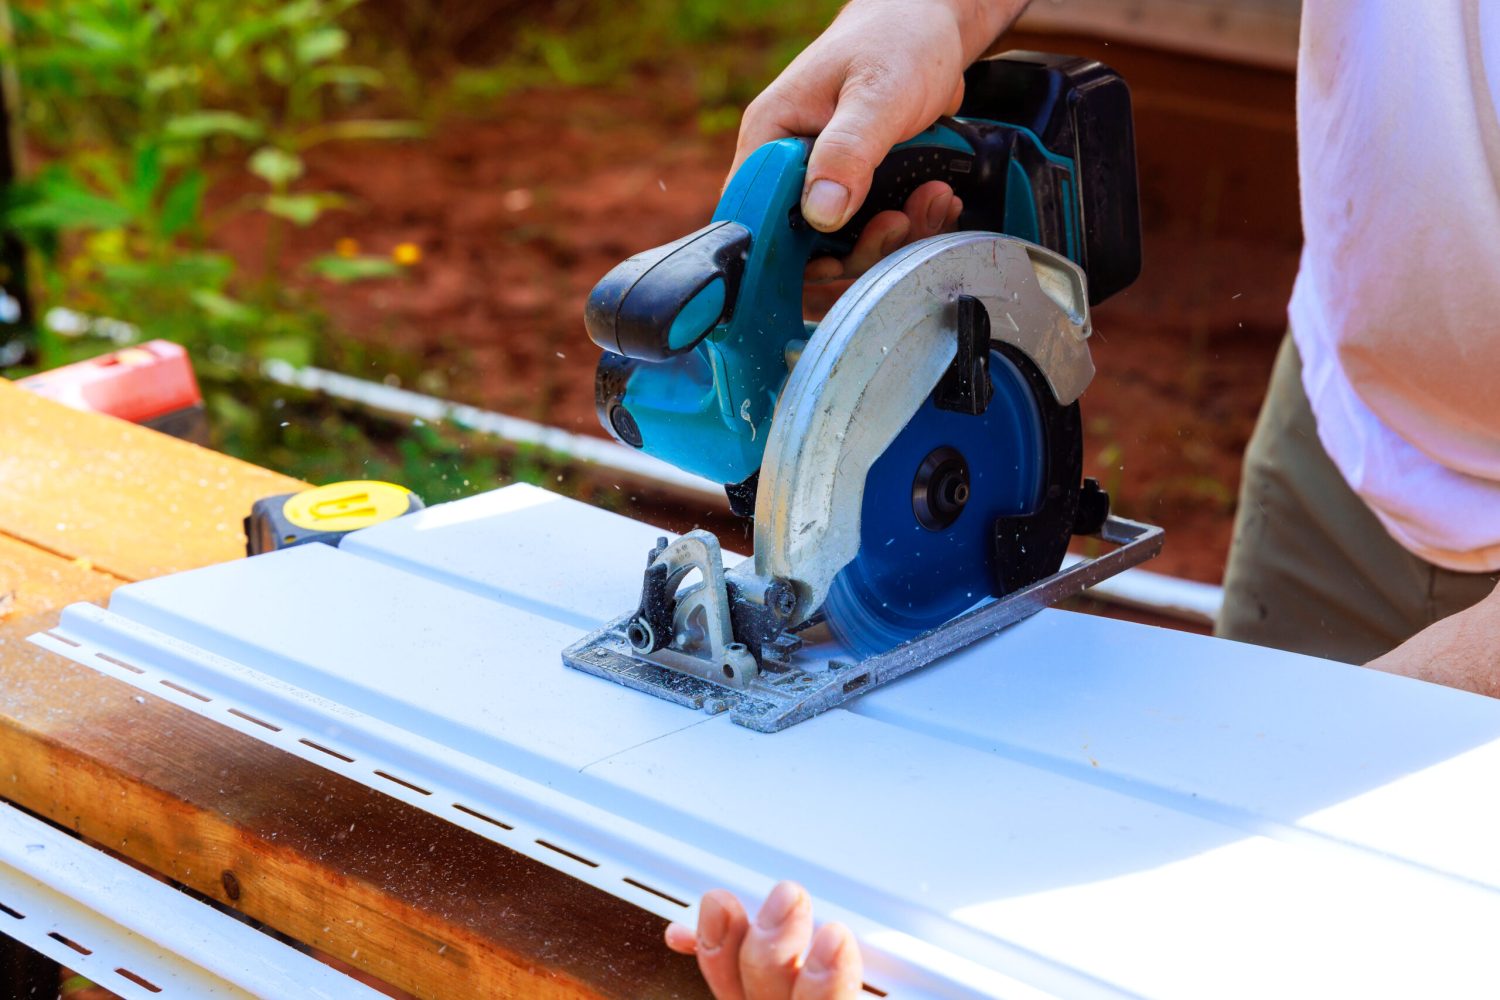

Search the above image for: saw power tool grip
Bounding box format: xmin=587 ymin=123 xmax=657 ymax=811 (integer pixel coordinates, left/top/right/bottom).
xmin=819 ymin=52 xmax=1140 ymax=303
xmin=585 ymin=50 xmax=1140 ymax=490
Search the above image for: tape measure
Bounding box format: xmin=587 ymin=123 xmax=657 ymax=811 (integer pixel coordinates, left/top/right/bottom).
xmin=245 ymin=480 xmax=424 ymax=556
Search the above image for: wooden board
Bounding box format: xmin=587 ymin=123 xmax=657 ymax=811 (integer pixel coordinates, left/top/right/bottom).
xmin=0 ymin=380 xmax=706 ymax=998
xmin=0 ymin=379 xmax=302 ymax=580
xmin=1017 ymin=0 xmax=1301 ymax=70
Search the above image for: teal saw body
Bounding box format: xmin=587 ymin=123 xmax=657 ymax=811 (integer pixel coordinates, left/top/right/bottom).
xmin=585 ymin=51 xmax=1141 ymax=500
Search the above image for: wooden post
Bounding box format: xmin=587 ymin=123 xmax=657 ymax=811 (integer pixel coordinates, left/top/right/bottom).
xmin=1018 ymin=0 xmax=1301 ymax=71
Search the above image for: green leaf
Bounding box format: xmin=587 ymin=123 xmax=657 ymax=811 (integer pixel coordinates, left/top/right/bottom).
xmin=144 ymin=64 xmax=202 ymax=95
xmin=260 ymin=47 xmax=291 ymax=86
xmin=97 ymin=260 xmax=156 ymax=287
xmin=99 ymin=251 xmax=232 ymax=292
xmin=212 ymin=25 xmax=249 ymax=63
xmin=208 ymin=389 xmax=259 ymax=435
xmin=264 ymin=193 xmax=345 ymax=226
xmin=450 ymin=66 xmax=524 ymax=102
xmin=537 ymin=36 xmax=588 ymax=86
xmin=2 ymin=177 xmax=134 ymax=231
xmin=212 ymin=5 xmax=310 ymax=61
xmin=295 ymin=119 xmax=424 ymax=148
xmin=163 ymin=111 xmax=263 ymax=143
xmin=305 ymin=254 xmax=402 ymax=283
xmin=68 ymin=22 xmax=129 ymax=54
xmin=74 ymin=152 xmax=129 ymax=202
xmin=148 ymin=252 xmax=234 ymax=288
xmin=255 ymin=334 xmax=314 ymax=367
xmin=272 ymin=0 xmax=325 ymax=28
xmin=192 ymin=289 xmax=260 ymax=325
xmin=695 ymin=105 xmax=741 ymax=135
xmin=248 ymin=147 xmax=304 ymax=188
xmin=160 ymin=170 xmax=207 ymax=237
xmin=131 ymin=143 xmax=163 ymax=207
xmin=308 ymin=65 xmax=385 ymax=90
xmin=295 ymin=26 xmax=348 ymax=66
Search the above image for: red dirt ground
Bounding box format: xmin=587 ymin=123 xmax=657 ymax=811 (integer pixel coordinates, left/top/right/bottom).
xmin=214 ymin=37 xmax=1302 ymax=584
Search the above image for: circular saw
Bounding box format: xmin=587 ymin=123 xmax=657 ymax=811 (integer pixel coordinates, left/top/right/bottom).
xmin=564 ymin=52 xmax=1163 ymax=731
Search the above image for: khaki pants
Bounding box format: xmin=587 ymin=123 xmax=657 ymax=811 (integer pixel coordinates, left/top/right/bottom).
xmin=1216 ymin=336 xmax=1499 ymax=664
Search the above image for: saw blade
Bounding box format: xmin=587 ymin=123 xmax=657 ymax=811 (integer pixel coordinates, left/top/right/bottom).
xmin=751 ymin=233 xmax=1093 ymax=634
xmin=823 ymin=347 xmax=1046 ymax=657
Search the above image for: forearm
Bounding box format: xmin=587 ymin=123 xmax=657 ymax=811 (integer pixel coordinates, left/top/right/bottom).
xmin=939 ymin=0 xmax=1033 ymax=61
xmin=841 ymin=0 xmax=1028 ymax=64
xmin=1366 ymin=583 xmax=1500 ymax=697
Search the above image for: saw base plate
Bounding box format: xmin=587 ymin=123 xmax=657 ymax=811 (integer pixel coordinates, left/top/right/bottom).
xmin=564 ymin=514 xmax=1164 ymax=732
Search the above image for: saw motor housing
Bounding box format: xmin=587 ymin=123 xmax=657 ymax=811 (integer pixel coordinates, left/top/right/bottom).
xmin=584 ymin=51 xmax=1141 ymax=494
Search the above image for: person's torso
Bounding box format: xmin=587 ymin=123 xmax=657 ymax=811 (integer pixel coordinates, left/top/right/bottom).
xmin=1292 ymin=0 xmax=1500 ymax=570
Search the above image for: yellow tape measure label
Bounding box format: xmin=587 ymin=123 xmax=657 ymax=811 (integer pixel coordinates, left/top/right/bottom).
xmin=282 ymin=481 xmax=413 ymax=532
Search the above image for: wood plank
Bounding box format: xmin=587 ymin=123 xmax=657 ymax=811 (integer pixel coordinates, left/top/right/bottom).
xmin=0 ymin=540 xmax=706 ymax=998
xmin=0 ymin=379 xmax=303 ymax=581
xmin=0 ymin=533 xmax=119 ymax=627
xmin=0 ymin=397 xmax=708 ymax=997
xmin=1017 ymin=0 xmax=1301 ymax=71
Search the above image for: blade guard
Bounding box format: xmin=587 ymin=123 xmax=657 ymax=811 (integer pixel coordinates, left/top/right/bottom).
xmin=751 ymin=232 xmax=1094 ymax=623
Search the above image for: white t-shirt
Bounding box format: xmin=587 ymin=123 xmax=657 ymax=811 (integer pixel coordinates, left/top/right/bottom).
xmin=1290 ymin=0 xmax=1500 ymax=572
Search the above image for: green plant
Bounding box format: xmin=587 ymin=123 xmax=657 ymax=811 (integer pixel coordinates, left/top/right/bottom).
xmin=2 ymin=0 xmax=854 ymax=503
xmin=2 ymin=0 xmax=421 ymax=375
xmin=209 ymin=378 xmax=629 ymax=513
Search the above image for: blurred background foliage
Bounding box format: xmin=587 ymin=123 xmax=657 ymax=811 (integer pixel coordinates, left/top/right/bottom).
xmin=426 ymin=0 xmax=842 ymax=130
xmin=7 ymin=0 xmax=419 ymax=364
xmin=0 ymin=0 xmax=838 ymax=502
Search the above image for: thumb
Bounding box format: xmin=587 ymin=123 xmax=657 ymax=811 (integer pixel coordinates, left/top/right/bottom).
xmin=802 ymin=74 xmax=919 ymax=231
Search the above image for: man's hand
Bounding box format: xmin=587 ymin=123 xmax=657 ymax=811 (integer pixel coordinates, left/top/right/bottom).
xmin=665 ymin=882 xmax=864 ymax=999
xmin=1366 ymin=580 xmax=1500 ymax=695
xmin=733 ymin=0 xmax=1029 ymax=279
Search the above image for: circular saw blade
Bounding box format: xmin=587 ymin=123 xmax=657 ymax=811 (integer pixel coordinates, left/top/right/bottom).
xmin=824 ymin=347 xmax=1049 ymax=657
xmin=752 ymin=232 xmax=1094 ymax=634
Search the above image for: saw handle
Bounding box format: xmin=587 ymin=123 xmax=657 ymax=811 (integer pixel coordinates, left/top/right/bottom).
xmin=815 ymin=53 xmax=1143 ymax=307
xmin=810 ymin=120 xmax=1008 ymax=261
xmin=584 ymin=221 xmax=753 ymax=362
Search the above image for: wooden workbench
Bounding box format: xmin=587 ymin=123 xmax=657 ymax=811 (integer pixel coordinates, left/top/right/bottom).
xmin=0 ymin=379 xmax=707 ymax=998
